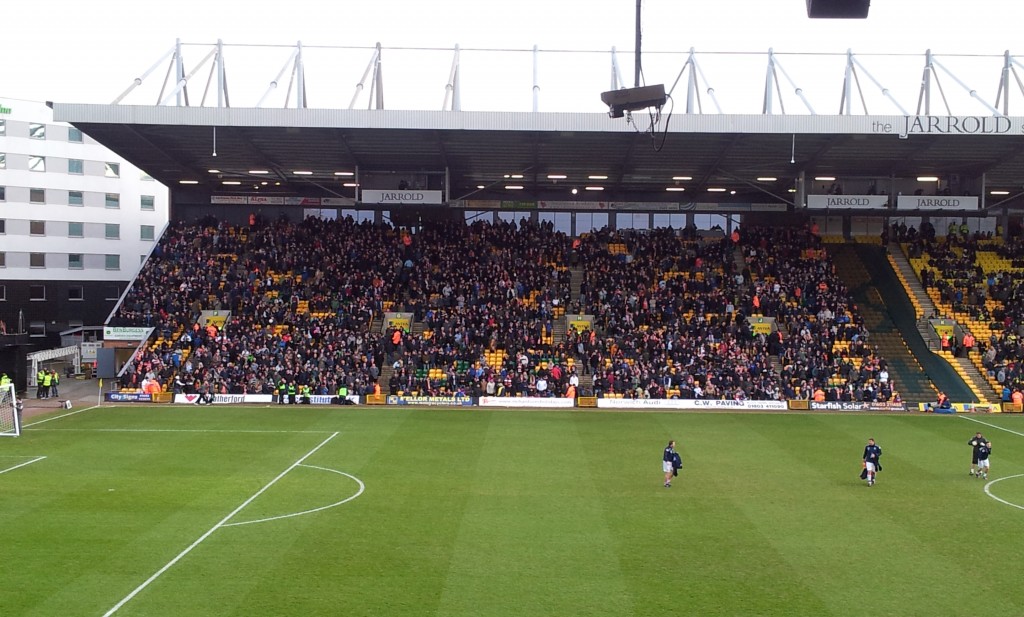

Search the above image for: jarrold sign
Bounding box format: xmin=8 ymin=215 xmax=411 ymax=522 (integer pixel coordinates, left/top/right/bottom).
xmin=806 ymin=195 xmax=889 ymax=209
xmin=361 ymin=189 xmax=442 ymax=205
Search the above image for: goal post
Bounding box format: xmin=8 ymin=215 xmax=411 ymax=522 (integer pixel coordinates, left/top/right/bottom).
xmin=0 ymin=383 xmax=21 ymax=437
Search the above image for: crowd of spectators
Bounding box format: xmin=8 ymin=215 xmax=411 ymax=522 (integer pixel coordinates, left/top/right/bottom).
xmin=110 ymin=214 xmax=894 ymax=402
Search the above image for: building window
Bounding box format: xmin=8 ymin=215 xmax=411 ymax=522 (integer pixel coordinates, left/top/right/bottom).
xmin=68 ymin=222 xmax=83 ymax=237
xmin=0 ymin=252 xmax=5 ymax=267
xmin=105 ymin=193 xmax=120 ymax=209
xmin=29 ymin=123 xmax=46 ymax=139
xmin=0 ymin=153 xmax=5 ymax=169
xmin=104 ymin=285 xmax=120 ymax=300
xmin=30 ymin=188 xmax=45 ymax=204
xmin=140 ymin=172 xmax=155 ymax=182
xmin=68 ymin=159 xmax=84 ymax=174
xmin=0 ymin=186 xmax=4 ymax=201
xmin=30 ymin=220 xmax=46 ymax=236
xmin=105 ymin=223 xmax=120 ymax=239
xmin=140 ymin=225 xmax=155 ymax=241
xmin=140 ymin=195 xmax=155 ymax=210
xmin=0 ymin=284 xmax=5 ymax=300
xmin=68 ymin=285 xmax=84 ymax=301
xmin=68 ymin=190 xmax=83 ymax=206
xmin=68 ymin=253 xmax=83 ymax=269
xmin=105 ymin=162 xmax=120 ymax=178
xmin=29 ymin=321 xmax=45 ymax=337
xmin=29 ymin=156 xmax=46 ymax=172
xmin=30 ymin=253 xmax=46 ymax=268
xmin=105 ymin=254 xmax=120 ymax=271
xmin=68 ymin=127 xmax=83 ymax=143
xmin=0 ymin=120 xmax=5 ymax=136
xmin=29 ymin=285 xmax=46 ymax=300
xmin=0 ymin=219 xmax=4 ymax=234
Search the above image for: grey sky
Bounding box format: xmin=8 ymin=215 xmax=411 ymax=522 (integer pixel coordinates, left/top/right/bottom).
xmin=4 ymin=0 xmax=1021 ymax=113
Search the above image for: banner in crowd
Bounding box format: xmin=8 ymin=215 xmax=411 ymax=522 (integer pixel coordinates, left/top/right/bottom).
xmin=361 ymin=190 xmax=443 ymax=205
xmin=747 ymin=316 xmax=775 ymax=335
xmin=386 ymin=395 xmax=474 ymax=406
xmin=806 ymin=195 xmax=889 ymax=209
xmin=103 ymin=326 xmax=154 ymax=341
xmin=896 ymin=195 xmax=979 ymax=210
xmin=566 ymin=315 xmax=595 ymax=332
xmin=382 ymin=312 xmax=413 ymax=333
xmin=597 ymin=398 xmax=787 ymax=410
xmin=810 ymin=401 xmax=908 ymax=412
xmin=477 ymin=397 xmax=575 ymax=408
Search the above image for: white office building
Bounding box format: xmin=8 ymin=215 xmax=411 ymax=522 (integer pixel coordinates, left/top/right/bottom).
xmin=0 ymin=97 xmax=169 ymax=339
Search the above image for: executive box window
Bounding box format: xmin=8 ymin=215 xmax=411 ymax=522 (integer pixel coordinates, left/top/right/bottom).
xmin=68 ymin=191 xmax=83 ymax=206
xmin=0 ymin=153 xmax=5 ymax=169
xmin=68 ymin=127 xmax=83 ymax=143
xmin=0 ymin=284 xmax=5 ymax=300
xmin=105 ymin=193 xmax=120 ymax=209
xmin=29 ymin=285 xmax=46 ymax=300
xmin=0 ymin=219 xmax=4 ymax=234
xmin=30 ymin=220 xmax=45 ymax=236
xmin=30 ymin=188 xmax=45 ymax=203
xmin=140 ymin=195 xmax=155 ymax=210
xmin=68 ymin=222 xmax=83 ymax=237
xmin=30 ymin=253 xmax=45 ymax=268
xmin=140 ymin=225 xmax=155 ymax=241
xmin=68 ymin=285 xmax=84 ymax=301
xmin=29 ymin=156 xmax=46 ymax=172
xmin=29 ymin=123 xmax=45 ymax=139
xmin=105 ymin=223 xmax=120 ymax=239
xmin=0 ymin=252 xmax=5 ymax=267
xmin=68 ymin=159 xmax=84 ymax=174
xmin=68 ymin=253 xmax=83 ymax=269
xmin=0 ymin=186 xmax=5 ymax=201
xmin=29 ymin=321 xmax=45 ymax=337
xmin=105 ymin=162 xmax=120 ymax=178
xmin=105 ymin=254 xmax=120 ymax=270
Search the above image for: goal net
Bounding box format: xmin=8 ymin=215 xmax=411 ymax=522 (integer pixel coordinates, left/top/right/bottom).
xmin=0 ymin=383 xmax=20 ymax=437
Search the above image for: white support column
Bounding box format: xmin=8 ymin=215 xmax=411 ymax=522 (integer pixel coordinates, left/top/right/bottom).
xmin=443 ymin=45 xmax=461 ymax=111
xmin=373 ymin=42 xmax=385 ymax=110
xmin=216 ymin=39 xmax=226 ymax=108
xmin=763 ymin=49 xmax=776 ymax=114
xmin=296 ymin=41 xmax=306 ymax=109
xmin=532 ymin=44 xmax=539 ymax=113
xmin=610 ymin=46 xmax=622 ymax=92
xmin=257 ymin=47 xmax=299 ymax=108
xmin=113 ymin=45 xmax=176 ymax=105
xmin=349 ymin=46 xmax=380 ymax=109
xmin=917 ymin=49 xmax=933 ymax=115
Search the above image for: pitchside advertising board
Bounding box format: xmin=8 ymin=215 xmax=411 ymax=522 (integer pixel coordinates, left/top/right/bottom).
xmin=386 ymin=395 xmax=474 ymax=406
xmin=597 ymin=399 xmax=788 ymax=410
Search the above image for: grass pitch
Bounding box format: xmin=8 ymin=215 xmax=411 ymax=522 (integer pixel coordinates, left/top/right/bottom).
xmin=3 ymin=405 xmax=1024 ymax=616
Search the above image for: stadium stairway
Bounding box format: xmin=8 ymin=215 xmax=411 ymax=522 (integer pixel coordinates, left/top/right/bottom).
xmin=834 ymin=242 xmax=976 ymax=403
xmin=569 ymin=267 xmax=584 ymax=304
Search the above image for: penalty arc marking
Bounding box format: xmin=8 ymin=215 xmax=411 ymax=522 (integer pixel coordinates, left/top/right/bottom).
xmin=223 ymin=464 xmax=365 ymax=527
xmin=983 ymin=474 xmax=1024 ymax=511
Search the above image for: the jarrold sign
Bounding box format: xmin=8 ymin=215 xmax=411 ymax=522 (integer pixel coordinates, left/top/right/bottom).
xmin=361 ymin=189 xmax=442 ymax=205
xmin=806 ymin=195 xmax=889 ymax=209
xmin=901 ymin=115 xmax=1014 ymax=137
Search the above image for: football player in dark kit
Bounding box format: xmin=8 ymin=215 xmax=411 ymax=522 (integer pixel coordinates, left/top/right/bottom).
xmin=975 ymin=441 xmax=992 ymax=480
xmin=968 ymin=431 xmax=987 ymax=476
xmin=862 ymin=438 xmax=882 ymax=487
xmin=662 ymin=440 xmax=680 ymax=488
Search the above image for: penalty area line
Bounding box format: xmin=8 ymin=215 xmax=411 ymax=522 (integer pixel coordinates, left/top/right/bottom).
xmin=959 ymin=415 xmax=1024 ymax=439
xmin=101 ymin=431 xmax=339 ymax=617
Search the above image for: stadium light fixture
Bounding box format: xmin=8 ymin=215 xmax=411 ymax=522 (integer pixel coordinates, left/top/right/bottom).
xmin=990 ymin=190 xmax=1010 ymax=195
xmin=588 ymin=175 xmax=608 ymax=180
xmin=333 ymin=171 xmax=354 ymax=176
xmin=547 ymin=174 xmax=567 ymax=180
xmin=707 ymin=187 xmax=727 ymax=192
xmin=222 ymin=181 xmax=241 ymax=185
xmin=757 ymin=177 xmax=777 ymax=182
xmin=476 ymin=184 xmax=485 ymax=189
xmin=343 ymin=182 xmax=359 ymax=187
xmin=814 ymin=176 xmax=836 ymax=181
xmin=672 ymin=176 xmax=692 ymax=181
xmin=293 ymin=170 xmax=313 ymax=175
xmin=207 ymin=169 xmax=221 ymax=173
xmin=917 ymin=176 xmax=939 ymax=182
xmin=666 ymin=187 xmax=686 ymax=192
xmin=585 ymin=186 xmax=604 ymax=191
xmin=505 ymin=185 xmax=524 ymax=190
xmin=249 ymin=170 xmax=269 ymax=174
xmin=179 ymin=180 xmax=199 ymax=184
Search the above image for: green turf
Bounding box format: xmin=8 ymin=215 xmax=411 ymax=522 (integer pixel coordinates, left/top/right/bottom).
xmin=3 ymin=406 xmax=1024 ymax=616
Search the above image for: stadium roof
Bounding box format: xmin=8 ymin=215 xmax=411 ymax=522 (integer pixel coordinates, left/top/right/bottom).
xmin=51 ymin=103 xmax=1024 ymax=208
